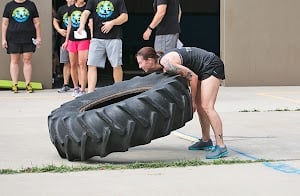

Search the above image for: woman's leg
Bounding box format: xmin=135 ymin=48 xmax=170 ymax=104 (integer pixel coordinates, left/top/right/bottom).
xmin=199 ymin=76 xmax=225 ymax=147
xmin=10 ymin=54 xmax=21 ymax=85
xmin=78 ymin=50 xmax=88 ymax=92
xmin=22 ymin=52 xmax=33 ymax=85
xmin=69 ymin=52 xmax=79 ymax=88
xmin=196 ymin=80 xmax=211 ymax=141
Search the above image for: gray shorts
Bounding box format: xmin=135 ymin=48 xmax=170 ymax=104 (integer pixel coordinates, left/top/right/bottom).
xmin=87 ymin=38 xmax=122 ymax=68
xmin=60 ymin=47 xmax=69 ymax=63
xmin=154 ymin=34 xmax=179 ymax=53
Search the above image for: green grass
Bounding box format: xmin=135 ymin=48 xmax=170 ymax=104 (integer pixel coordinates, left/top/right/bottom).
xmin=0 ymin=159 xmax=270 ymax=175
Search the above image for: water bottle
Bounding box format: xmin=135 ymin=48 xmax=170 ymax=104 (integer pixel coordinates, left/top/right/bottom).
xmin=32 ymin=38 xmax=37 ymax=45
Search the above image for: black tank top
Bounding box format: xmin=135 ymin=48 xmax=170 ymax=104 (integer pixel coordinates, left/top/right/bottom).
xmin=162 ymin=47 xmax=216 ymax=77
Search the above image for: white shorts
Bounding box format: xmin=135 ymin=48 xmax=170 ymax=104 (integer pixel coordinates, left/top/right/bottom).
xmin=87 ymin=38 xmax=122 ymax=68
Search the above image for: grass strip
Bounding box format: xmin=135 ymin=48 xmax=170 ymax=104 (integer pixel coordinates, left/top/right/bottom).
xmin=0 ymin=159 xmax=269 ymax=175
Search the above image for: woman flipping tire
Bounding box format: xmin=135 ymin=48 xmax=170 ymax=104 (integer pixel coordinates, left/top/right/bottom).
xmin=48 ymin=72 xmax=193 ymax=161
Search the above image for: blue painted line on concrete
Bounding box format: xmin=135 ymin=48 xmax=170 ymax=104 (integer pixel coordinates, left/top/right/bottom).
xmin=176 ymin=130 xmax=300 ymax=175
xmin=227 ymin=147 xmax=258 ymax=160
xmin=229 ymin=147 xmax=300 ymax=175
xmin=263 ymin=162 xmax=300 ymax=174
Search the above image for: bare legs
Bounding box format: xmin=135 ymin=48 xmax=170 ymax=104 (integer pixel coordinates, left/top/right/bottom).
xmin=62 ymin=62 xmax=71 ymax=86
xmin=69 ymin=50 xmax=88 ymax=92
xmin=78 ymin=50 xmax=88 ymax=92
xmin=10 ymin=52 xmax=33 ymax=85
xmin=87 ymin=65 xmax=97 ymax=93
xmin=196 ymin=76 xmax=225 ymax=147
xmin=113 ymin=65 xmax=123 ymax=82
xmin=87 ymin=64 xmax=123 ymax=93
xmin=10 ymin=54 xmax=20 ymax=85
xmin=69 ymin=52 xmax=79 ymax=89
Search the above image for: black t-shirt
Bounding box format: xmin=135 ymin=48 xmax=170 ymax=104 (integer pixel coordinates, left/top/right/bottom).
xmin=2 ymin=0 xmax=39 ymax=44
xmin=85 ymin=0 xmax=127 ymax=39
xmin=154 ymin=0 xmax=180 ymax=35
xmin=67 ymin=4 xmax=91 ymax=41
xmin=55 ymin=4 xmax=70 ymax=43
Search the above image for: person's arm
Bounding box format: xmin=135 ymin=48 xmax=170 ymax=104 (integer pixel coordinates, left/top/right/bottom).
xmin=1 ymin=17 xmax=8 ymax=49
xmin=101 ymin=13 xmax=128 ymax=34
xmin=78 ymin=10 xmax=91 ymax=34
xmin=143 ymin=4 xmax=167 ymax=40
xmin=160 ymin=56 xmax=198 ymax=112
xmin=33 ymin=17 xmax=41 ymax=48
xmin=53 ymin=18 xmax=67 ymax=37
xmin=88 ymin=18 xmax=93 ymax=38
xmin=62 ymin=16 xmax=71 ymax=50
xmin=178 ymin=4 xmax=182 ymax=23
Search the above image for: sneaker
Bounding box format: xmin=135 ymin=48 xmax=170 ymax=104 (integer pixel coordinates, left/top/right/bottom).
xmin=57 ymin=85 xmax=70 ymax=93
xmin=26 ymin=83 xmax=33 ymax=93
xmin=11 ymin=84 xmax=18 ymax=93
xmin=72 ymin=87 xmax=80 ymax=97
xmin=188 ymin=139 xmax=213 ymax=150
xmin=75 ymin=90 xmax=86 ymax=98
xmin=206 ymin=145 xmax=228 ymax=159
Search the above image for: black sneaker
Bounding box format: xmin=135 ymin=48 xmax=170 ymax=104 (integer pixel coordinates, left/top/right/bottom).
xmin=188 ymin=139 xmax=213 ymax=150
xmin=58 ymin=85 xmax=70 ymax=93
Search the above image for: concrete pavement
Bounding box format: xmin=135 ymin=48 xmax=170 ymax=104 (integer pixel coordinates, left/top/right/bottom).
xmin=0 ymin=86 xmax=300 ymax=195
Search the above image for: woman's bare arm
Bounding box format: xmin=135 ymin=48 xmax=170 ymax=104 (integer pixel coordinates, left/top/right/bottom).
xmin=160 ymin=56 xmax=198 ymax=111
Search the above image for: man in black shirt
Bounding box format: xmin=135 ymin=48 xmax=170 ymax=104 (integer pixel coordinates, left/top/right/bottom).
xmin=143 ymin=0 xmax=182 ymax=52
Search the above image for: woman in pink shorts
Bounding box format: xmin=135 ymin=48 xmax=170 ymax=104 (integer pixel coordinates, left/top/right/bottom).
xmin=62 ymin=0 xmax=92 ymax=97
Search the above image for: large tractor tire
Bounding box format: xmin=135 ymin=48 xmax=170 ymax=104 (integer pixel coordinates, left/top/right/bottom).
xmin=48 ymin=72 xmax=193 ymax=161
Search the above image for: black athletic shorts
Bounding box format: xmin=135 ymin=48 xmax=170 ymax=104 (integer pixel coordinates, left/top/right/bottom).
xmin=7 ymin=42 xmax=36 ymax=54
xmin=201 ymin=55 xmax=226 ymax=81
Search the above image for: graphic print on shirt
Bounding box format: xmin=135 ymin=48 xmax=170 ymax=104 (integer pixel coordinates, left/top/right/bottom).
xmin=96 ymin=1 xmax=114 ymax=19
xmin=12 ymin=7 xmax=30 ymax=23
xmin=63 ymin=12 xmax=69 ymax=28
xmin=70 ymin=10 xmax=82 ymax=28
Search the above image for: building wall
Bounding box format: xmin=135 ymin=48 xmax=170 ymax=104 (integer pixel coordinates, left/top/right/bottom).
xmin=221 ymin=0 xmax=300 ymax=86
xmin=1 ymin=0 xmax=299 ymax=88
xmin=0 ymin=0 xmax=52 ymax=88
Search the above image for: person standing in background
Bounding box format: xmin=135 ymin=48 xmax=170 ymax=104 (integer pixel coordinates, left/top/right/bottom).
xmin=143 ymin=0 xmax=181 ymax=53
xmin=1 ymin=0 xmax=41 ymax=93
xmin=77 ymin=0 xmax=128 ymax=93
xmin=62 ymin=0 xmax=92 ymax=97
xmin=53 ymin=0 xmax=75 ymax=93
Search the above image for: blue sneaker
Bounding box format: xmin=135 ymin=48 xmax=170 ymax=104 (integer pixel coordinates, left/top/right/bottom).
xmin=188 ymin=139 xmax=213 ymax=150
xmin=206 ymin=145 xmax=228 ymax=159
